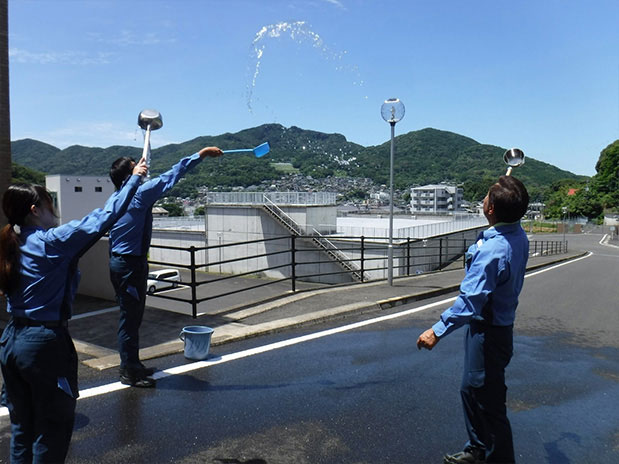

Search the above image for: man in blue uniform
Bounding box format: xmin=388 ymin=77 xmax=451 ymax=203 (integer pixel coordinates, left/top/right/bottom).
xmin=417 ymin=176 xmax=529 ymax=464
xmin=108 ymin=146 xmax=222 ymax=387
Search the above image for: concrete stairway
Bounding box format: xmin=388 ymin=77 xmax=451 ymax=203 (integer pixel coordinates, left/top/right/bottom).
xmin=260 ymin=199 xmax=367 ymax=282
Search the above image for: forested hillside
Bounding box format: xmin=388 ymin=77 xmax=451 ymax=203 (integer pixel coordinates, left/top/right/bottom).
xmin=542 ymin=139 xmax=619 ymax=219
xmin=12 ymin=124 xmax=584 ymax=201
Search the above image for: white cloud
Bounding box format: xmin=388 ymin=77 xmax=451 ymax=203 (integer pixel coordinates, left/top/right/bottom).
xmin=9 ymin=48 xmax=113 ymax=65
xmin=90 ymin=30 xmax=176 ymax=47
xmin=321 ymin=0 xmax=346 ymax=9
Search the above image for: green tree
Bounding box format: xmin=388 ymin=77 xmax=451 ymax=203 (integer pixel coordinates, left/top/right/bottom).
xmin=463 ymin=175 xmax=496 ymax=202
xmin=158 ymin=202 xmax=184 ymax=217
xmin=12 ymin=163 xmax=45 ymax=184
xmin=342 ymin=188 xmax=368 ymax=202
xmin=591 ymin=140 xmax=619 ymax=211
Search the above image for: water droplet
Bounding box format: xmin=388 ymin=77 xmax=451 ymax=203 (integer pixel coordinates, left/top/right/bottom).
xmin=246 ymin=21 xmax=365 ymax=112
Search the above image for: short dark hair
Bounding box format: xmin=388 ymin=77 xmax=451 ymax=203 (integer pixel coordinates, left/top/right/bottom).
xmin=109 ymin=157 xmax=135 ymax=190
xmin=488 ymin=176 xmax=529 ymax=223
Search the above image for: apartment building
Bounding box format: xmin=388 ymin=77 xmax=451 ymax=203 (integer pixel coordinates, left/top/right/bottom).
xmin=410 ymin=184 xmax=463 ymax=214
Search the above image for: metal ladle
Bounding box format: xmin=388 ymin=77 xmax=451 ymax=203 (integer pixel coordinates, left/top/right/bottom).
xmin=138 ymin=109 xmax=163 ymax=179
xmin=503 ymin=148 xmax=525 ymax=176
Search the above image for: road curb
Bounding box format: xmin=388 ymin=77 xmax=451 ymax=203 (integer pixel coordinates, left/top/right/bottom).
xmin=78 ymin=251 xmax=585 ymax=370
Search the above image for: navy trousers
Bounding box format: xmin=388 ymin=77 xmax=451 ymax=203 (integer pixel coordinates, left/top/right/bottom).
xmin=0 ymin=320 xmax=78 ymax=463
xmin=461 ymin=322 xmax=515 ymax=463
xmin=109 ymin=254 xmax=148 ymax=370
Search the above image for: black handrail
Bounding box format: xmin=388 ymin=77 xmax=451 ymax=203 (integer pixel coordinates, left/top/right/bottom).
xmin=146 ymin=234 xmax=568 ymax=318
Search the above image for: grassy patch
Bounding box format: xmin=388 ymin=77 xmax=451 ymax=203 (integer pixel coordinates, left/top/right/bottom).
xmin=270 ymin=162 xmax=299 ymax=174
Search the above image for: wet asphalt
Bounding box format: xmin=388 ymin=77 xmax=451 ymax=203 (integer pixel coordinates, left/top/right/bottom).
xmin=0 ymin=233 xmax=617 ymax=463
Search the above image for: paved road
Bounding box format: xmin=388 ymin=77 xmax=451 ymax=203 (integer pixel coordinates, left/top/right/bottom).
xmin=0 ymin=233 xmax=617 ymax=463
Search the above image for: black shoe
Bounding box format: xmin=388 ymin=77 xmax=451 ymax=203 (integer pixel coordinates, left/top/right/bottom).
xmin=443 ymin=447 xmax=485 ymax=464
xmin=119 ymin=368 xmax=156 ymax=388
xmin=120 ymin=363 xmax=156 ymax=376
xmin=137 ymin=362 xmax=156 ymax=376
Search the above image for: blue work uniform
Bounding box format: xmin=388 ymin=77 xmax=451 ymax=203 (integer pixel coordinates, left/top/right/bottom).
xmin=432 ymin=222 xmax=529 ymax=464
xmin=108 ymin=153 xmax=203 ymax=370
xmin=0 ymin=175 xmax=141 ymax=463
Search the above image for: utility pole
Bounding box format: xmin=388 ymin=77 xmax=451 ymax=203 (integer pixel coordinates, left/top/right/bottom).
xmin=0 ymin=0 xmax=9 ymax=318
xmin=0 ymin=0 xmax=10 ymax=226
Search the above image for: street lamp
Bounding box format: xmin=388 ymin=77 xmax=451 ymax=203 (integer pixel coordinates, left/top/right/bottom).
xmin=561 ymin=206 xmax=568 ymax=248
xmin=381 ymin=98 xmax=405 ymax=286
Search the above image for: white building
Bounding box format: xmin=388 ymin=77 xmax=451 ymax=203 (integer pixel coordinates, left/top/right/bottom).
xmin=410 ymin=184 xmax=463 ymax=214
xmin=46 ymin=175 xmax=115 ymax=224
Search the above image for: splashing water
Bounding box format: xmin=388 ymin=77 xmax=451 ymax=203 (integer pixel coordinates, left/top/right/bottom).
xmin=246 ymin=21 xmax=364 ymax=112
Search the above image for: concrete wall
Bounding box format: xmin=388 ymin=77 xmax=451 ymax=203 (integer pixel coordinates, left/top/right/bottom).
xmin=203 ymin=205 xmax=347 ymax=283
xmin=77 ymin=237 xmax=116 ymax=300
xmin=208 ymin=204 xmax=337 ymax=236
xmin=150 ymin=230 xmax=207 ymax=266
xmin=305 ymin=205 xmax=338 ymax=233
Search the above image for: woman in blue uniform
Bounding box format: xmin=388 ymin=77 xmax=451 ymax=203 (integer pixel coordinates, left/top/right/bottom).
xmin=0 ymin=157 xmax=147 ymax=463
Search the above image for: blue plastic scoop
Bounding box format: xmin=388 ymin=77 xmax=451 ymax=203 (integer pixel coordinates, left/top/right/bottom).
xmin=223 ymin=142 xmax=270 ymax=158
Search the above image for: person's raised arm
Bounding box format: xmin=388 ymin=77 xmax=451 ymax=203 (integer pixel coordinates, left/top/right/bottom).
xmin=133 ymin=156 xmax=148 ymax=177
xmin=43 ymin=156 xmax=148 ymax=257
xmin=138 ymin=146 xmax=222 ymax=207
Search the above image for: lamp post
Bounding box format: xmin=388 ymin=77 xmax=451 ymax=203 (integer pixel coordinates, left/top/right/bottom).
xmin=381 ymin=98 xmax=405 ymax=286
xmin=561 ymin=206 xmax=568 ymax=249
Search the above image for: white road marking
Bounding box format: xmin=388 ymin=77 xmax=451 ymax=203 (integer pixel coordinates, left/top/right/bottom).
xmin=71 ymin=306 xmax=119 ymax=320
xmin=524 ymin=252 xmax=592 ymax=278
xmin=0 ymin=297 xmax=455 ymax=417
xmin=0 ymin=252 xmax=593 ymax=418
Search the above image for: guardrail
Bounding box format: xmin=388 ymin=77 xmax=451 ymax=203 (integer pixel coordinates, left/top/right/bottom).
xmin=206 ymin=191 xmax=337 ymax=205
xmin=146 ymin=234 xmax=568 ymax=318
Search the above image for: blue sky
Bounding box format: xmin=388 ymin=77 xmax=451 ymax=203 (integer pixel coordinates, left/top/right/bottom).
xmin=8 ymin=0 xmax=619 ymax=176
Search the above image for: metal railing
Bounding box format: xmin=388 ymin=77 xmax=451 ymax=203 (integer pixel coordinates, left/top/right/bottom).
xmin=146 ymin=234 xmax=568 ymax=318
xmin=206 ymin=191 xmax=337 ymax=205
xmin=529 ymin=240 xmax=568 ymax=256
xmin=262 ymin=195 xmax=304 ymax=235
xmin=336 ymin=216 xmax=488 ymax=239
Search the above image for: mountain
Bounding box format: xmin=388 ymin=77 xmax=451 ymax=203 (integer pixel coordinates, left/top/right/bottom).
xmin=11 ymin=162 xmax=45 ymax=185
xmin=11 ymin=124 xmax=584 ymax=200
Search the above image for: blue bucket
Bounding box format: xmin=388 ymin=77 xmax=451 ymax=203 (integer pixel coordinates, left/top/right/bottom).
xmin=179 ymin=326 xmax=214 ymax=360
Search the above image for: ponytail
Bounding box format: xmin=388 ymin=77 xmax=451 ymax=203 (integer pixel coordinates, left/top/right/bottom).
xmin=0 ymin=183 xmax=53 ymax=295
xmin=0 ymin=224 xmax=21 ymax=295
